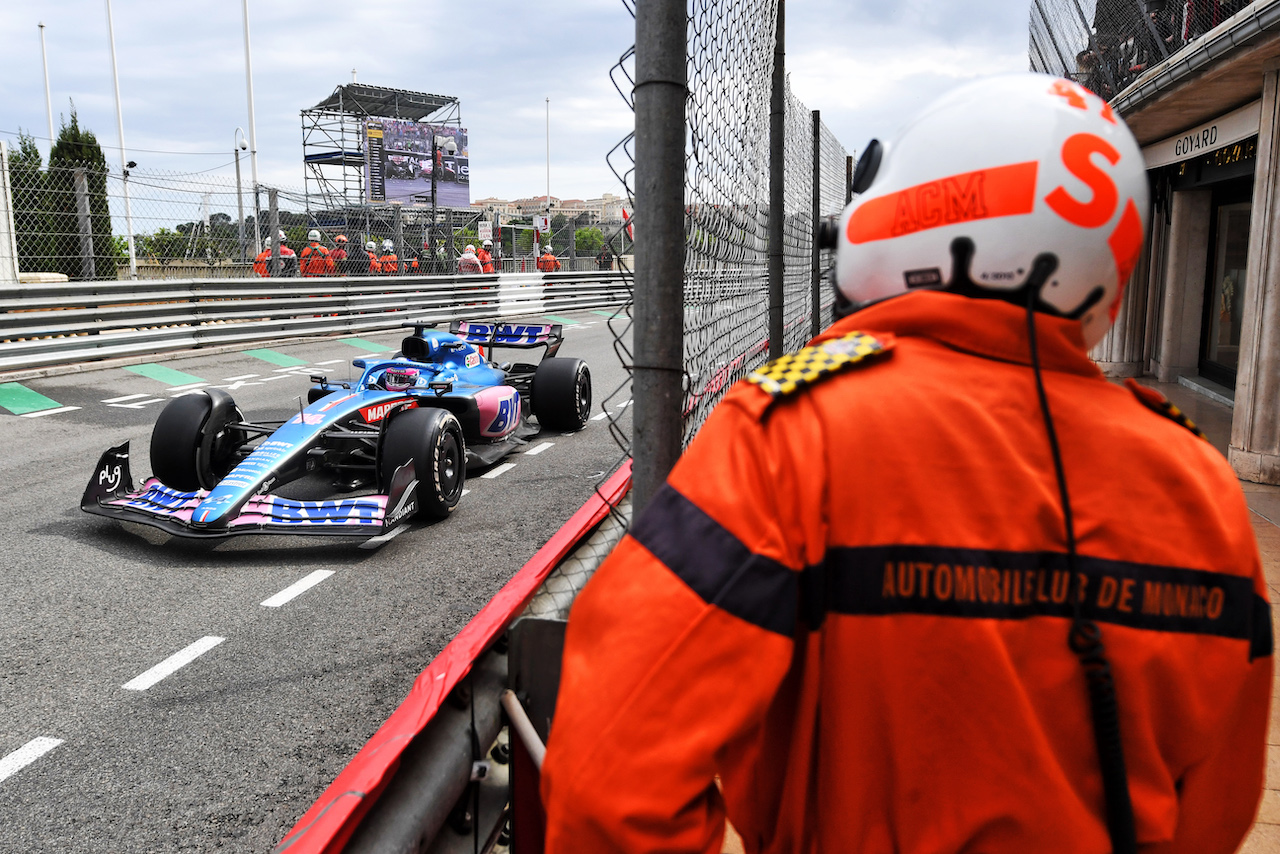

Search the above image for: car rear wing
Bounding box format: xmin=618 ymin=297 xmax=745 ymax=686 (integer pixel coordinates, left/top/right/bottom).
xmin=409 ymin=320 xmax=560 ymax=359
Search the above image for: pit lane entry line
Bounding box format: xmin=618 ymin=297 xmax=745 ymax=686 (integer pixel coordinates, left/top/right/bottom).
xmin=122 ymin=636 xmax=226 ymax=692
xmin=0 ymin=737 xmax=63 ymax=785
xmin=481 ymin=462 xmax=517 ymax=479
xmin=261 ymin=571 xmax=335 ymax=608
xmin=525 ymin=442 xmax=554 ymax=456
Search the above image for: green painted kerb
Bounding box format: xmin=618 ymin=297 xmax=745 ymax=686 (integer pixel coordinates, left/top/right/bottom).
xmin=125 ymin=363 xmax=206 ymax=387
xmin=245 ymin=349 xmax=308 ymax=367
xmin=0 ymin=383 xmax=63 ymax=415
xmin=541 ymin=314 xmax=580 ymax=325
xmin=341 ymin=337 xmax=391 ymax=353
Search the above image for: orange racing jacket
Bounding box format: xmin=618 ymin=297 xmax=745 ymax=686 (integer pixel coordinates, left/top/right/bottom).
xmin=541 ymin=290 xmax=1272 ymax=853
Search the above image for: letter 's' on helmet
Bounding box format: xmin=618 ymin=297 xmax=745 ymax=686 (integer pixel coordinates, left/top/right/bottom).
xmin=832 ymin=73 xmax=1148 ymax=349
xmin=307 ymin=229 xmax=321 ymax=242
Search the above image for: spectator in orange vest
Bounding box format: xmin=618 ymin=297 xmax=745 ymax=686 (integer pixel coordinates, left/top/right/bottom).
xmin=378 ymin=240 xmax=400 ymax=275
xmin=477 ymin=238 xmax=495 ymax=273
xmin=363 ymin=241 xmax=382 ymax=275
xmin=330 ymin=234 xmax=349 ymax=272
xmin=253 ymin=231 xmax=297 ymax=277
xmin=299 ymin=230 xmax=336 ymax=277
xmin=536 ymin=245 xmax=560 ymax=272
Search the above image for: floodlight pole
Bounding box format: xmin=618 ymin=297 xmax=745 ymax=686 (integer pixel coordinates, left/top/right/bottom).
xmin=241 ymin=0 xmax=261 ymax=253
xmin=235 ymin=127 xmax=247 ymax=263
xmin=38 ymin=23 xmax=54 ymax=160
xmin=104 ymin=0 xmax=137 ymax=280
xmin=545 ymin=97 xmax=551 ymax=215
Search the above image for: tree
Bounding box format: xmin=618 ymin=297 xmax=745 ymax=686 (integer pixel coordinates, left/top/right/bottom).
xmin=575 ymin=226 xmax=605 ymax=255
xmin=8 ymin=130 xmax=54 ymax=273
xmin=45 ymin=105 xmax=116 ymax=279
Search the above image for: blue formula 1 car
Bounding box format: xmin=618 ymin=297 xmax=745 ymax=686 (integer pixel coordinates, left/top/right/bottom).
xmin=81 ymin=320 xmax=591 ymax=539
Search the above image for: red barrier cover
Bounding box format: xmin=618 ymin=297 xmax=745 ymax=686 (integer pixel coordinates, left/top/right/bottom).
xmin=275 ymin=461 xmax=633 ymax=853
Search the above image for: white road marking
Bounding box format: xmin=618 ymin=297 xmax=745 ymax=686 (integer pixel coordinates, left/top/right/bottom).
xmin=222 ymin=373 xmax=260 ymax=382
xmin=525 ymin=442 xmax=554 ymax=456
xmin=122 ymin=636 xmax=225 ymax=691
xmin=217 ymin=380 xmax=262 ymax=392
xmin=615 ymin=400 xmax=633 ymax=409
xmin=259 ymin=375 xmax=291 ymax=382
xmin=167 ymin=382 xmax=207 ymax=392
xmin=0 ymin=737 xmax=63 ymax=784
xmin=108 ymin=398 xmax=165 ymax=409
xmin=102 ymin=392 xmax=149 ymax=404
xmin=461 ymin=489 xmax=471 ymax=496
xmin=481 ymin=462 xmax=517 ymax=479
xmin=358 ymin=526 xmax=409 ymax=551
xmin=169 ymin=389 xmax=207 ymax=397
xmin=261 ymin=570 xmax=335 ymax=607
xmin=273 ymin=366 xmax=309 ymax=373
xmin=316 ymin=359 xmax=345 ymax=365
xmin=20 ymin=406 xmax=80 ymax=418
xmin=591 ymin=412 xmax=609 ymax=421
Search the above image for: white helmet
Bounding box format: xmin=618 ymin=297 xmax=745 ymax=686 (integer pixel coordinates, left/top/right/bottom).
xmin=277 ymin=230 xmax=288 ymax=243
xmin=365 ymin=241 xmax=376 ymax=251
xmin=544 ymin=246 xmax=553 ymax=254
xmin=382 ymin=240 xmax=394 ymax=251
xmin=465 ymin=244 xmax=476 ymax=253
xmin=482 ymin=239 xmax=492 ymax=247
xmin=307 ymin=229 xmax=321 ymax=242
xmin=831 ymin=73 xmax=1148 ymax=349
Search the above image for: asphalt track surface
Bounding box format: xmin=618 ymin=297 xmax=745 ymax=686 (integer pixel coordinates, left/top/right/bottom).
xmin=0 ymin=309 xmax=631 ymax=851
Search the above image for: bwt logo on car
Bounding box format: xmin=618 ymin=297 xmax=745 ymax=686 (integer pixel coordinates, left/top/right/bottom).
xmin=276 ymin=501 xmax=380 ymax=524
xmin=362 ymin=400 xmax=416 ymax=423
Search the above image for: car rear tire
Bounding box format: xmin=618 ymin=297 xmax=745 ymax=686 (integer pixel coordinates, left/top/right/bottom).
xmin=532 ymin=357 xmax=591 ymax=432
xmin=378 ymin=408 xmax=466 ymax=520
xmin=150 ymin=390 xmax=245 ymax=491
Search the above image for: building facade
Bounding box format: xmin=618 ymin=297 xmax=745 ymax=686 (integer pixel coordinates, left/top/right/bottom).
xmin=1034 ymin=0 xmax=1280 ymax=484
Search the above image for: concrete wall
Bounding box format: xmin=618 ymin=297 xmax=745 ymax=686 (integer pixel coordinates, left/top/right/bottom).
xmin=1231 ymin=68 xmax=1280 ymax=484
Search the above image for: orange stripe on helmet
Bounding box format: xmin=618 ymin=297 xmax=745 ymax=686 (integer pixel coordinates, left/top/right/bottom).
xmin=1106 ymin=198 xmax=1144 ymax=322
xmin=847 ymin=161 xmax=1039 ymax=245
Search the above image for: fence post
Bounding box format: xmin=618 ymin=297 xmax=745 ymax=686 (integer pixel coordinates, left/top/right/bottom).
xmin=393 ymin=204 xmax=403 ymax=265
xmin=768 ymin=0 xmax=785 ymax=360
xmin=811 ymin=110 xmax=821 ymax=339
xmin=74 ymin=168 xmax=97 ymax=280
xmin=633 ymin=0 xmax=688 ymax=513
xmin=269 ymin=189 xmax=281 ymax=277
xmin=0 ymin=142 xmax=19 ymax=287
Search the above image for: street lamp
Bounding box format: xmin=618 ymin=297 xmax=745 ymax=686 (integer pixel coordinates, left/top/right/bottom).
xmin=234 ymin=128 xmax=248 ymax=264
xmin=430 ymin=133 xmax=457 ymax=272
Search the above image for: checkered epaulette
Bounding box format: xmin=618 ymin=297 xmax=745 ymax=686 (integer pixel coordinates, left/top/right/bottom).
xmin=747 ymin=331 xmax=892 ymax=405
xmin=1123 ymin=379 xmax=1208 ymax=442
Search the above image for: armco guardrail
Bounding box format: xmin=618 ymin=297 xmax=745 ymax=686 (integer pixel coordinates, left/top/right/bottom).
xmin=0 ymin=271 xmax=628 ymax=374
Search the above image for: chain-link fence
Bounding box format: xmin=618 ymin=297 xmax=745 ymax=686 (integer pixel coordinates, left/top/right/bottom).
xmin=5 ymin=153 xmax=616 ymax=280
xmin=601 ymin=0 xmax=851 ymax=482
xmin=1030 ymin=0 xmax=1255 ymax=100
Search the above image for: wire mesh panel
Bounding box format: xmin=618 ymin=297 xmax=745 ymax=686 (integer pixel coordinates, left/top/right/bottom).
xmin=1029 ymin=0 xmax=1255 ymax=99
xmin=602 ymin=0 xmax=852 ymax=466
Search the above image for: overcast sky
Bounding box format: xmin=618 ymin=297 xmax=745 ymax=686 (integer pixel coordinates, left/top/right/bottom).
xmin=0 ymin=1 xmax=1032 ymax=207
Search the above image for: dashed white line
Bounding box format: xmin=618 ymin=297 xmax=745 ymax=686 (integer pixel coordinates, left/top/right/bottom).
xmin=109 ymin=398 xmax=165 ymax=409
xmin=461 ymin=489 xmax=471 ymax=496
xmin=169 ymin=389 xmax=207 ymax=397
xmin=102 ymin=393 xmax=149 ymax=404
xmin=591 ymin=412 xmax=609 ymax=421
xmin=21 ymin=406 xmax=80 ymax=418
xmin=358 ymin=525 xmax=409 ymax=551
xmin=167 ymin=382 xmax=208 ymax=392
xmin=0 ymin=737 xmax=63 ymax=784
xmin=615 ymin=400 xmax=633 ymax=409
xmin=261 ymin=570 xmax=335 ymax=607
xmin=259 ymin=375 xmax=292 ymax=382
xmin=222 ymin=373 xmax=260 ymax=382
xmin=217 ymin=380 xmax=262 ymax=392
xmin=481 ymin=462 xmax=517 ymax=479
xmin=525 ymin=442 xmax=554 ymax=456
xmin=273 ymin=366 xmax=308 ymax=373
xmin=122 ymin=636 xmax=225 ymax=691
xmin=316 ymin=359 xmax=346 ymax=365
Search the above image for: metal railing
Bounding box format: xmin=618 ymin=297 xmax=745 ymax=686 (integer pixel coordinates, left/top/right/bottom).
xmin=0 ymin=271 xmax=627 ymax=375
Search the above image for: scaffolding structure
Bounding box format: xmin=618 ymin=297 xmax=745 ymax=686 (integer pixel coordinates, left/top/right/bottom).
xmin=301 ymin=83 xmax=461 ymax=209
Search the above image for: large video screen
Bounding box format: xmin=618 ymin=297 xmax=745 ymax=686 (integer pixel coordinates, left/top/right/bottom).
xmin=364 ymin=118 xmax=470 ymax=206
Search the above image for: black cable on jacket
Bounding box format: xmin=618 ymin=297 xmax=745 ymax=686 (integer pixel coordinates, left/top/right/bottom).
xmin=1025 ymin=286 xmax=1137 ymax=854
